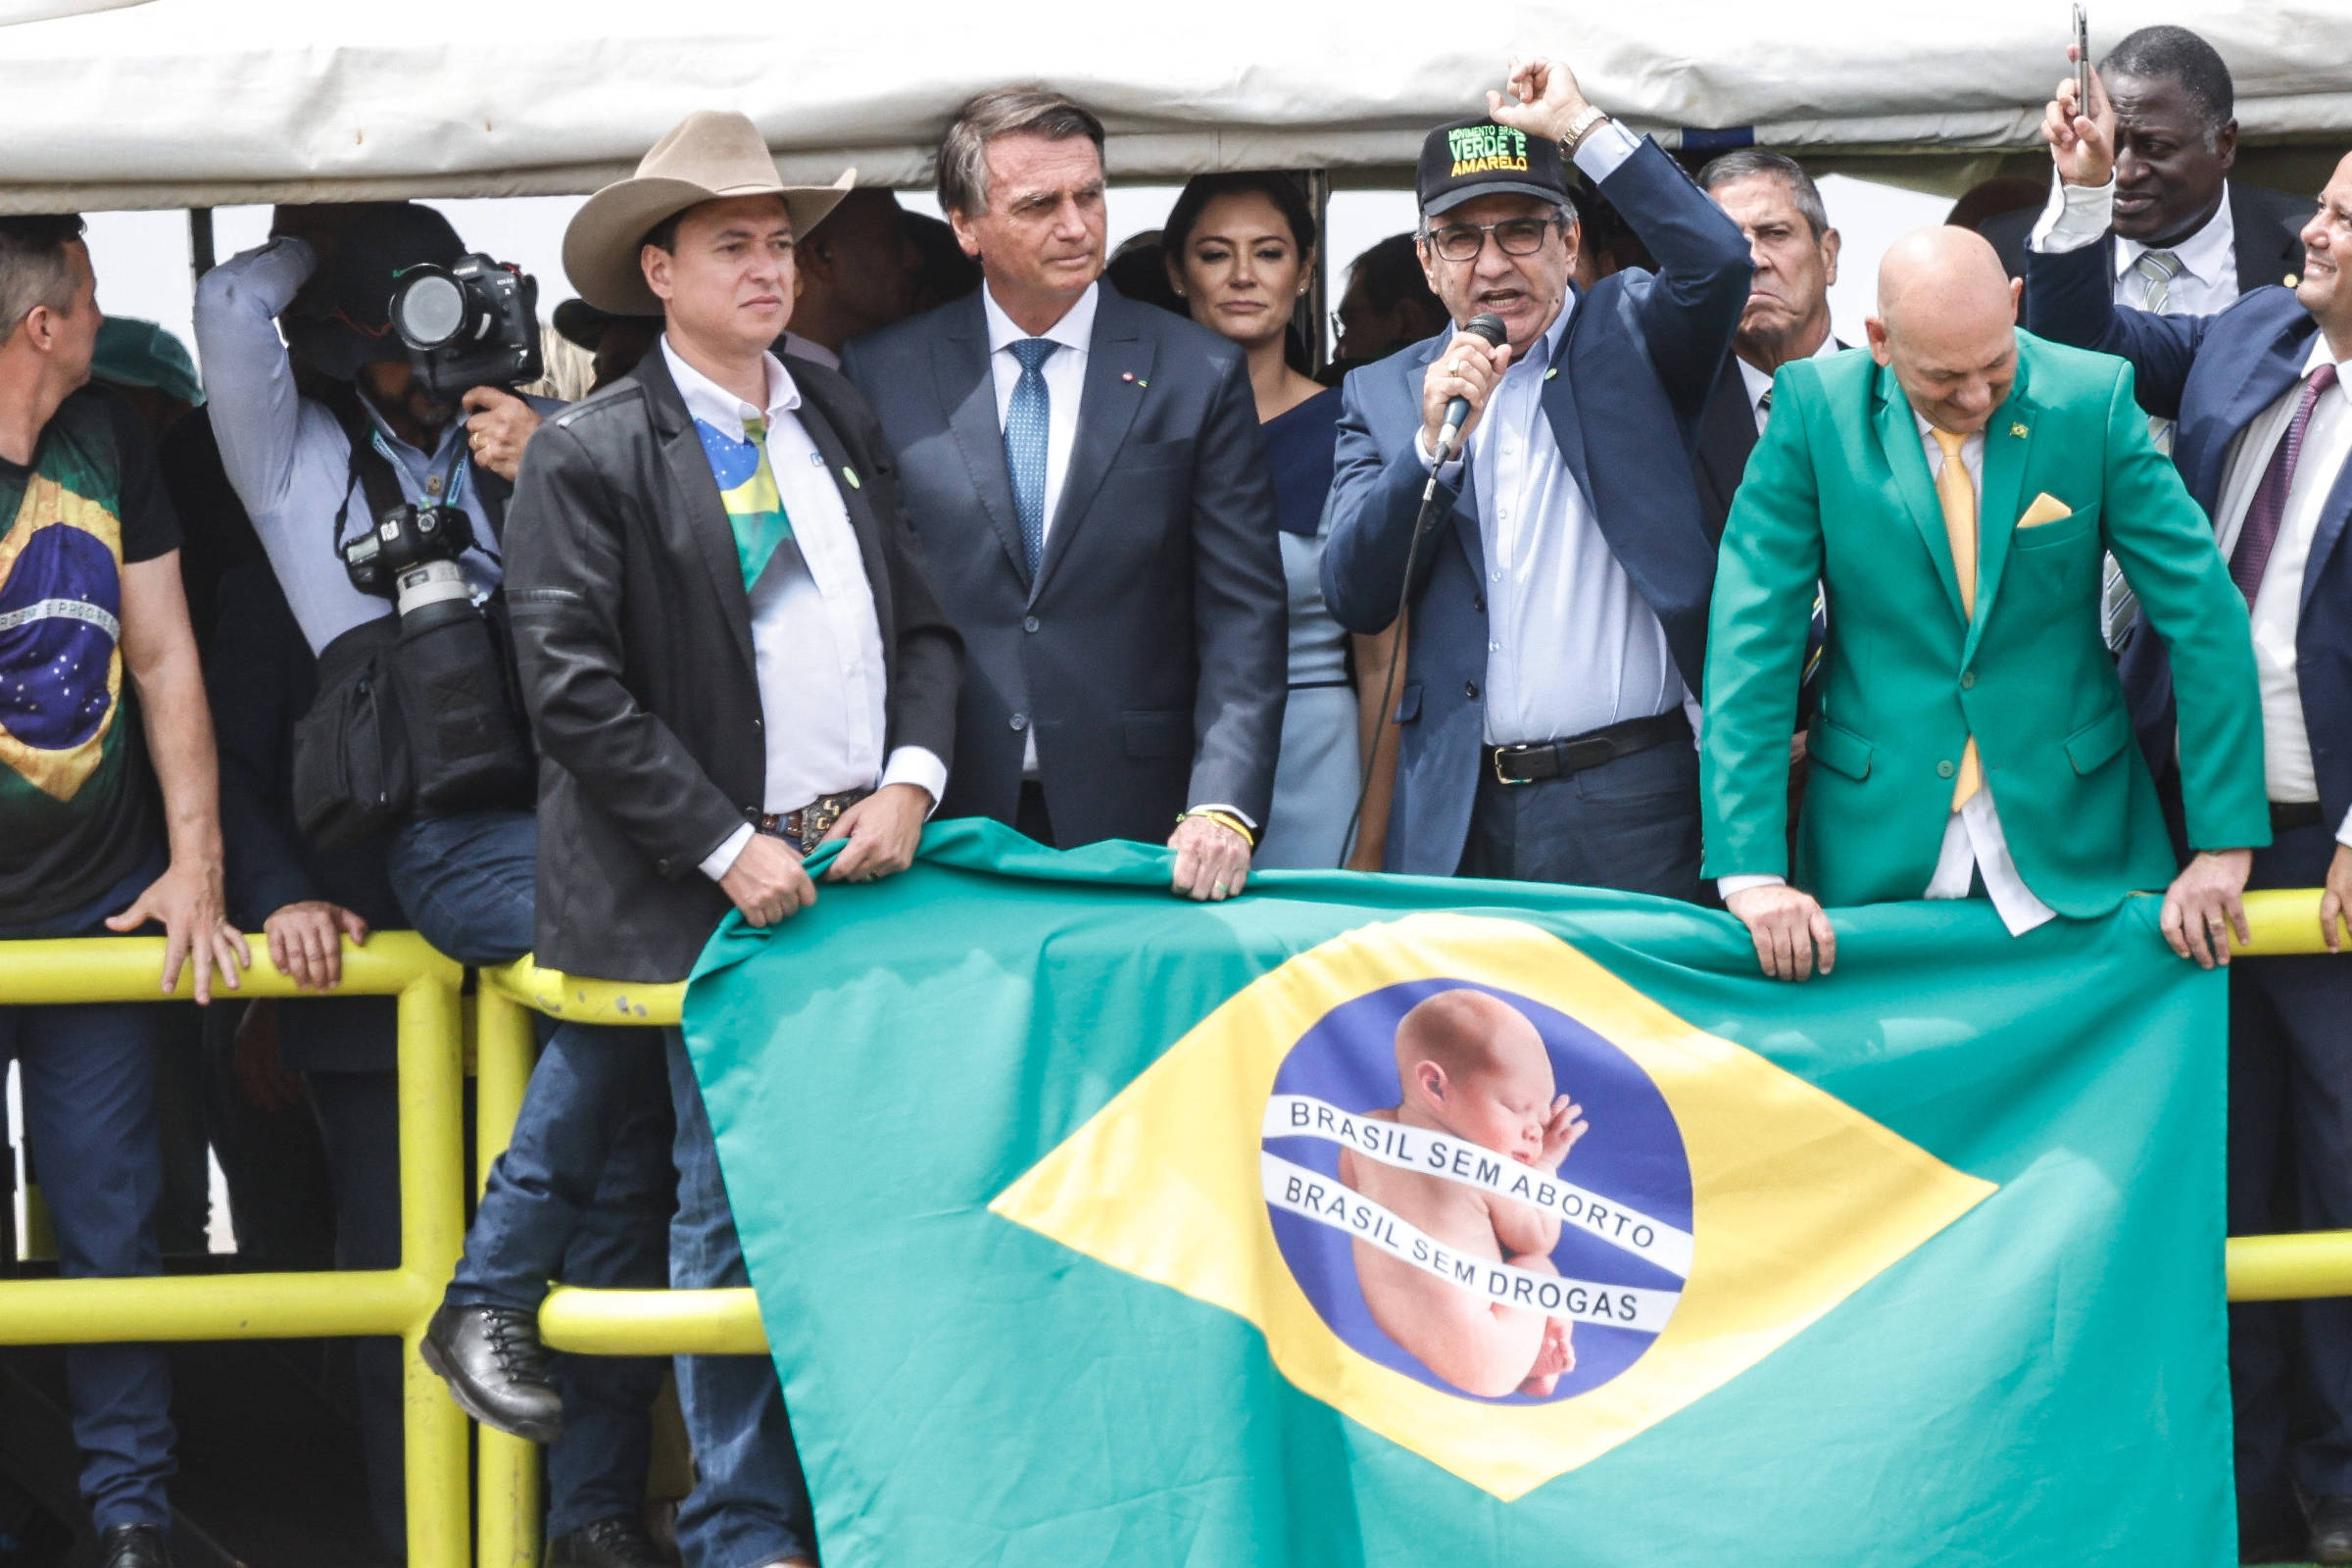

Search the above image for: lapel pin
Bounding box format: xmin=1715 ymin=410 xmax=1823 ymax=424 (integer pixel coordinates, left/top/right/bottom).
xmin=842 ymin=466 xmax=861 ymax=489
xmin=2009 ymin=421 xmax=2030 ymax=439
xmin=1544 ymin=368 xmax=1559 ymax=380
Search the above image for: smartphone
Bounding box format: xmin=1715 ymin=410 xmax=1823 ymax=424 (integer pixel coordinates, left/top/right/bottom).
xmin=2073 ymin=4 xmax=2091 ymax=116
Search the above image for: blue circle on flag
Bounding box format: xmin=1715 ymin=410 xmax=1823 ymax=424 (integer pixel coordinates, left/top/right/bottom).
xmin=1262 ymin=979 xmax=1692 ymax=1404
xmin=0 ymin=521 xmax=121 ymax=751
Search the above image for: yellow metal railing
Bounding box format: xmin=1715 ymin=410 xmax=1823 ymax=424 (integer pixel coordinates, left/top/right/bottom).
xmin=0 ymin=887 xmax=2345 ymax=1565
xmin=0 ymin=934 xmax=468 ymax=1568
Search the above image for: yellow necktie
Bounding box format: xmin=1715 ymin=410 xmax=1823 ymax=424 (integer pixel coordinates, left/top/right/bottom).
xmin=1932 ymin=427 xmax=1982 ymax=809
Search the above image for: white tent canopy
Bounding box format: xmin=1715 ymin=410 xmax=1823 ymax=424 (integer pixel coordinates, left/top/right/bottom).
xmin=2 ymin=0 xmax=2349 ymax=211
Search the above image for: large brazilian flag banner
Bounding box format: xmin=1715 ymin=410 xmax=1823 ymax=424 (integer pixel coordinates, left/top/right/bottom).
xmin=685 ymin=820 xmax=2230 ymax=1567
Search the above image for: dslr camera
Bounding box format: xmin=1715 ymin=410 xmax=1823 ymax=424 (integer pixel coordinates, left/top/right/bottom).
xmin=338 ymin=502 xmax=532 ymax=816
xmin=389 ymin=252 xmax=544 ymax=402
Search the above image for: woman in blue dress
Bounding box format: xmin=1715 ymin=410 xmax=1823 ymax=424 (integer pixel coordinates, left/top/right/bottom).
xmin=1163 ymin=173 xmax=1399 ymax=870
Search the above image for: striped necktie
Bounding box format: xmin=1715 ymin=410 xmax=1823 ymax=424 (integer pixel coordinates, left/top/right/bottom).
xmin=2131 ymin=249 xmax=2184 ymax=315
xmin=2230 ymin=363 xmax=2341 ymax=603
xmin=2102 ymin=250 xmax=2189 ymax=646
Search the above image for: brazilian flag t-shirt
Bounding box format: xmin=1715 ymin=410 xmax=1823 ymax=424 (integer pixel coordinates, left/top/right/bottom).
xmin=0 ymin=387 xmax=179 ymax=925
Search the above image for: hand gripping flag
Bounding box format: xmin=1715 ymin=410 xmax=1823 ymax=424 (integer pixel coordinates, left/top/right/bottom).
xmin=685 ymin=820 xmax=2231 ymax=1568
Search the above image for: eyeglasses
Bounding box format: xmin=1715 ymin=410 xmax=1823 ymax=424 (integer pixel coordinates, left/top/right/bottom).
xmin=1425 ymin=217 xmax=1563 ymax=264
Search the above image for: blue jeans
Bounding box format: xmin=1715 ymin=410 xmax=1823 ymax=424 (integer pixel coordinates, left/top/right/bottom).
xmin=667 ymin=1028 xmax=814 ymax=1568
xmin=0 ymin=855 xmax=175 ymax=1531
xmin=392 ymin=808 xmax=672 ymax=1535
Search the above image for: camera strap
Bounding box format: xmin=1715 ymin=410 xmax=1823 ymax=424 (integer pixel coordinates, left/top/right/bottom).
xmin=320 ymin=379 xmax=506 ymax=562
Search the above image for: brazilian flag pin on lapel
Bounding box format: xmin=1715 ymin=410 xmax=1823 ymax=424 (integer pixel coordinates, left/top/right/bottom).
xmin=2009 ymin=421 xmax=2030 ymax=439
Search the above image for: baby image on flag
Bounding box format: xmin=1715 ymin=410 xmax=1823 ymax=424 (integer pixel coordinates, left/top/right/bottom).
xmin=1262 ymin=981 xmax=1691 ymax=1404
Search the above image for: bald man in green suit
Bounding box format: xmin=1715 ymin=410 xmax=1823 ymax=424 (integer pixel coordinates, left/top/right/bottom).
xmin=1702 ymin=225 xmax=2269 ymax=980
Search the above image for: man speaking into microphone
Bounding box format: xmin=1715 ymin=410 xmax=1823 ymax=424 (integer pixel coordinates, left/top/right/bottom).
xmin=1322 ymin=56 xmax=1751 ymax=893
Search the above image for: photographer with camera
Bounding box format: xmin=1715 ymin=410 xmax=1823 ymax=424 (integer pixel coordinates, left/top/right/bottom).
xmin=194 ymin=202 xmax=677 ymax=1568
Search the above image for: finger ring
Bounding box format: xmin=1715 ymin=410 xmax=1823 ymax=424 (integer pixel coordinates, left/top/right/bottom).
xmin=1212 ymin=881 xmax=1229 ymax=898
xmin=1449 ymin=359 xmax=1467 ymax=375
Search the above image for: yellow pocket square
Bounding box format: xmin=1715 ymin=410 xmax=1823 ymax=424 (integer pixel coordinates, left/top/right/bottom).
xmin=2017 ymin=493 xmax=2074 ymax=529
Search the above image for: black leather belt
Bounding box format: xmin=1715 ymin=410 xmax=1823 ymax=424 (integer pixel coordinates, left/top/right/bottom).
xmin=751 ymin=789 xmax=871 ymax=846
xmin=1488 ymin=710 xmax=1690 ymax=786
xmin=2272 ymin=801 xmax=2325 ymax=833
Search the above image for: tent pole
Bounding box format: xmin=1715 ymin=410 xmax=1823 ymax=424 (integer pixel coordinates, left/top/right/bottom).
xmin=188 ymin=208 xmax=214 ymax=282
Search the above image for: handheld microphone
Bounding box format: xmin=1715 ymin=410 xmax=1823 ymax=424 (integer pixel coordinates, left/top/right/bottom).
xmin=1432 ymin=313 xmax=1509 ymax=466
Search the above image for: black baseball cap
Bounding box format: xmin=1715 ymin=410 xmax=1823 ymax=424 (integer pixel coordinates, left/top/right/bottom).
xmin=1416 ymin=117 xmax=1573 ymax=218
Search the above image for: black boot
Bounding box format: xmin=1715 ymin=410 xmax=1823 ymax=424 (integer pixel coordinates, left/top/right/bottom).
xmin=547 ymin=1513 xmax=677 ymax=1568
xmin=97 ymin=1524 xmax=173 ymax=1568
xmin=2311 ymin=1495 xmax=2352 ymax=1565
xmin=420 ymin=1301 xmax=564 ymax=1442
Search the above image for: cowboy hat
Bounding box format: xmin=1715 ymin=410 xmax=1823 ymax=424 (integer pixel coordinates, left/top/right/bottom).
xmin=564 ymin=110 xmax=856 ymax=316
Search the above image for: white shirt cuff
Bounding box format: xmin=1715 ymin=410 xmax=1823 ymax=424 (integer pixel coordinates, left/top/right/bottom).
xmin=1190 ymin=803 xmax=1258 ymax=832
xmin=2336 ymin=802 xmax=2352 ymax=851
xmin=1568 ymin=118 xmax=1642 ymax=183
xmin=2030 ymin=171 xmax=2116 ymax=255
xmin=1414 ymin=425 xmax=1467 ymax=482
xmin=880 ymin=746 xmax=948 ymax=814
xmin=699 ymin=823 xmax=755 ymax=883
xmin=1717 ymin=873 xmax=1786 ymax=899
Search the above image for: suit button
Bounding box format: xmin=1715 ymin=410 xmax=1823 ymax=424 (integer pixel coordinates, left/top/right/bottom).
xmin=1959 ymin=671 xmax=1976 ymax=690
xmin=1023 ymin=615 xmax=1040 ymax=633
xmin=1464 ymin=681 xmax=1481 ymax=700
xmin=1472 ymin=595 xmax=1486 ymax=612
xmin=1009 ymin=712 xmax=1029 ymax=731
xmin=1937 ymin=760 xmax=1956 ymax=779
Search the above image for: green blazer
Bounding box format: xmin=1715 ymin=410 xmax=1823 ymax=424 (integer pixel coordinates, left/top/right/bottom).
xmin=1700 ymin=332 xmax=2270 ymax=917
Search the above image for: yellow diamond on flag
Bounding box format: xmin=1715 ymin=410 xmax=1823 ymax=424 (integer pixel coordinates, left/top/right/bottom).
xmin=990 ymin=912 xmax=1993 ymax=1501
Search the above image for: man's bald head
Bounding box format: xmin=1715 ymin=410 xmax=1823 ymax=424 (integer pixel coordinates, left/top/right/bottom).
xmin=1866 ymin=224 xmax=2026 ymax=435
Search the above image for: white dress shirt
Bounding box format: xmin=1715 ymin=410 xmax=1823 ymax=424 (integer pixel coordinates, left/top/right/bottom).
xmin=1418 ymin=117 xmax=1683 ymax=747
xmin=1719 ymin=417 xmax=2060 ymax=935
xmin=982 ymin=279 xmax=1097 ymax=549
xmin=2030 ymin=174 xmax=2243 ymax=317
xmin=664 ymin=339 xmax=947 ymax=881
xmin=2206 ymin=337 xmax=2352 ymax=847
xmin=1735 ymin=333 xmax=1844 ymax=435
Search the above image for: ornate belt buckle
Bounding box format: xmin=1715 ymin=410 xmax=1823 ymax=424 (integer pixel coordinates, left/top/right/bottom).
xmin=802 ymin=795 xmax=847 ymax=845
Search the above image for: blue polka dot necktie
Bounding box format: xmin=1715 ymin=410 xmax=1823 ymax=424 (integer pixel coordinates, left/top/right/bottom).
xmin=1004 ymin=338 xmax=1058 ymax=578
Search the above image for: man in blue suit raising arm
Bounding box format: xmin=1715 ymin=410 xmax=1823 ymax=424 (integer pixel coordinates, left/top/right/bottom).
xmin=1321 ymin=56 xmax=1750 ymax=892
xmin=2027 ymin=66 xmax=2352 ymax=1568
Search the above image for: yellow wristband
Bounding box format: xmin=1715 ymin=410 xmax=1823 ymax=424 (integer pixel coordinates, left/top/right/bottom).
xmin=1181 ymin=808 xmax=1256 ymax=848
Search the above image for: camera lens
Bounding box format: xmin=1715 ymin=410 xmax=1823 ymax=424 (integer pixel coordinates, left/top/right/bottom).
xmin=394 ymin=272 xmax=468 ymax=349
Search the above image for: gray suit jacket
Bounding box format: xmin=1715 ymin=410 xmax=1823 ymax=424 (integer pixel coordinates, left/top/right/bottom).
xmin=843 ymin=286 xmax=1286 ymax=847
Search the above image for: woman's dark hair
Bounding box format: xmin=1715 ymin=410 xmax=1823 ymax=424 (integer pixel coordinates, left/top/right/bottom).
xmin=1161 ymin=172 xmax=1318 ymax=269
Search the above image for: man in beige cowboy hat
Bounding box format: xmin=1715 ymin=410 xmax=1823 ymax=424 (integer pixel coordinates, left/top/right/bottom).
xmin=433 ymin=110 xmax=962 ymax=1568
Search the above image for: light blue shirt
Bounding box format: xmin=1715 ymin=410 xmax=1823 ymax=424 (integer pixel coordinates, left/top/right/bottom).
xmin=1418 ymin=118 xmax=1684 ymax=746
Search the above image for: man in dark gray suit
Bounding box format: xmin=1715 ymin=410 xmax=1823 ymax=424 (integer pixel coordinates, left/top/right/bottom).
xmin=844 ymin=86 xmax=1286 ymax=902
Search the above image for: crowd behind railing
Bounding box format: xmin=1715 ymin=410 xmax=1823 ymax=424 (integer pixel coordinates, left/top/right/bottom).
xmin=1 ymin=24 xmax=2350 ymax=1568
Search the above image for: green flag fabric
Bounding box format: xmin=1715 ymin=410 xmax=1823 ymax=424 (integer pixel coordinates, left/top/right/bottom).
xmin=684 ymin=819 xmax=2231 ymax=1568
